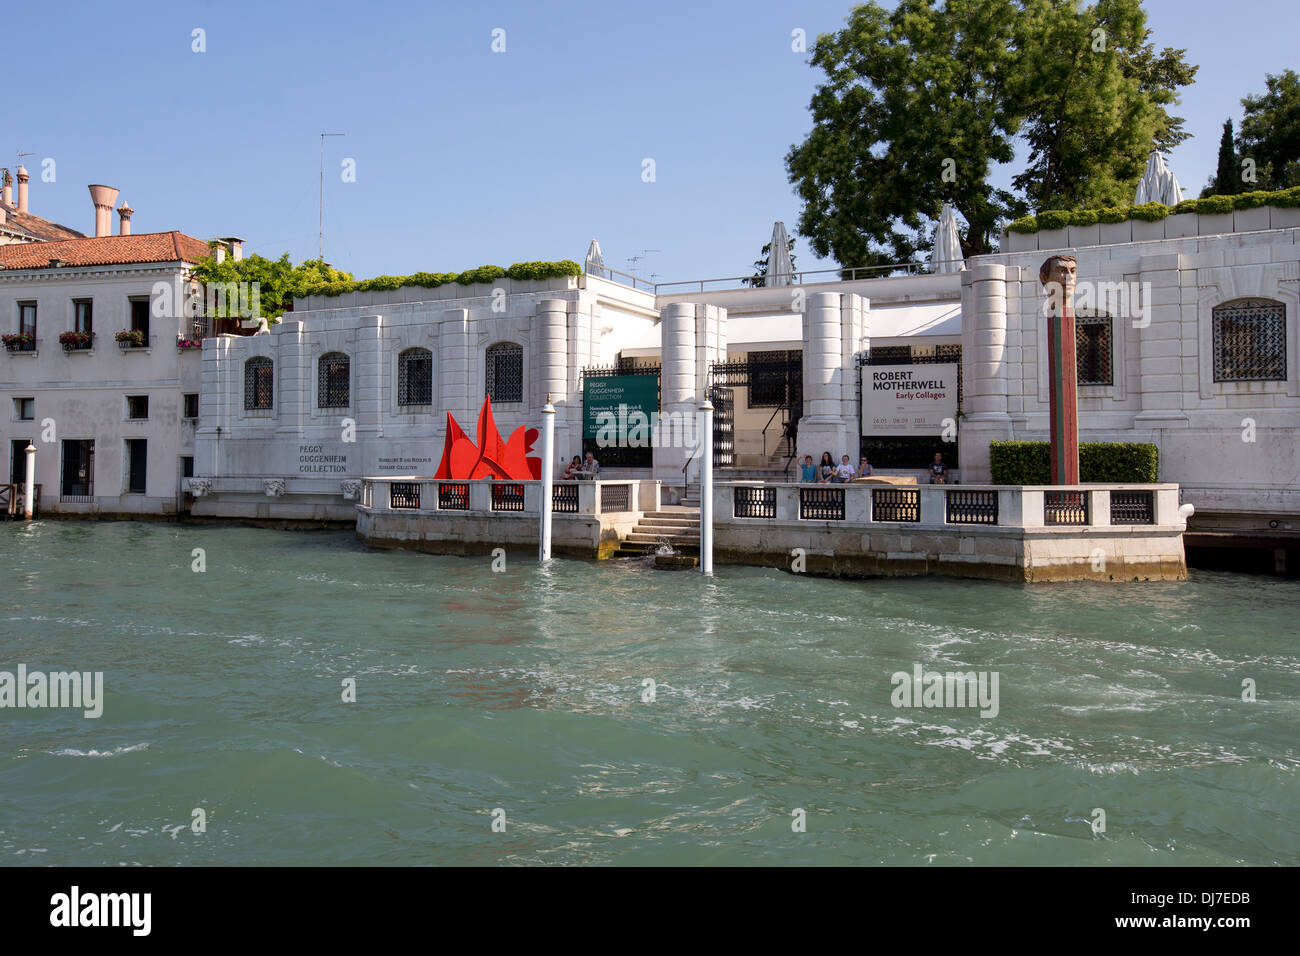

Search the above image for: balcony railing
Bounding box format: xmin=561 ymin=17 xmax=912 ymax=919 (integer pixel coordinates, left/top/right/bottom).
xmin=359 ymin=478 xmax=656 ymax=518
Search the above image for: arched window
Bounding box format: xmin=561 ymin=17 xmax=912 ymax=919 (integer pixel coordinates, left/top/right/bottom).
xmin=318 ymin=352 xmax=350 ymax=408
xmin=244 ymin=356 xmax=273 ymax=410
xmin=485 ymin=342 xmax=523 ymax=404
xmin=1213 ymin=298 xmax=1286 ymax=382
xmin=398 ymin=348 xmax=433 ymax=407
xmin=1074 ymin=310 xmax=1113 ymax=386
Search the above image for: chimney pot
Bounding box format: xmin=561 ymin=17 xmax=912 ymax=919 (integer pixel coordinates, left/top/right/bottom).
xmin=220 ymin=237 xmax=245 ymax=262
xmin=17 ymin=165 xmax=30 ymax=214
xmin=87 ymin=184 xmax=120 ymax=238
xmin=117 ymin=201 xmax=134 ymax=236
xmin=1 ymin=168 xmax=11 ymax=208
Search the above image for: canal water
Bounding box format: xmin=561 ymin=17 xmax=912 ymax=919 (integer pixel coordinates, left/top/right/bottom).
xmin=2 ymin=520 xmax=1297 ymax=866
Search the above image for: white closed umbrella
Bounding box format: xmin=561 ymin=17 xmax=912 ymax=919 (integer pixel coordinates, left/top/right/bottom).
xmin=929 ymin=203 xmax=965 ymax=273
xmin=1134 ymin=150 xmax=1183 ymax=206
xmin=767 ymin=221 xmax=794 ymax=286
xmin=585 ymin=239 xmax=606 ymax=278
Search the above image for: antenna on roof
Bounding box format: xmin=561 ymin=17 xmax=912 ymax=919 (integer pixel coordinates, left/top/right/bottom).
xmin=318 ymin=132 xmax=345 ymax=260
xmin=16 ymin=150 xmax=34 ymax=163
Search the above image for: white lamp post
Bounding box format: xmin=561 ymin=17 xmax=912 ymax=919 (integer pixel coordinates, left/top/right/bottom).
xmin=699 ymin=398 xmax=713 ymax=576
xmin=539 ymin=396 xmax=555 ymax=561
xmin=24 ymin=442 xmax=36 ymax=519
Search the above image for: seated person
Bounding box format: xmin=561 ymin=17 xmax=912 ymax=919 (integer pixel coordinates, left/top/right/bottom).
xmin=580 ymin=451 xmax=600 ymax=479
xmin=929 ymin=452 xmax=948 ymax=484
xmin=561 ymin=455 xmax=582 ymax=480
xmin=832 ymin=455 xmax=855 ymax=483
xmin=858 ymin=457 xmax=873 ymax=478
xmin=817 ymin=452 xmax=835 ymax=483
xmin=799 ymin=455 xmax=818 ymax=483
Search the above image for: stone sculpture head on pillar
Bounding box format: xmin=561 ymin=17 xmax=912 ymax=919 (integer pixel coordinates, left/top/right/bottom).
xmin=1039 ymin=254 xmax=1077 ymax=316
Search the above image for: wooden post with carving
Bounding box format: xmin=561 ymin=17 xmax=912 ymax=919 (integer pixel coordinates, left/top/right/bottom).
xmin=1040 ymin=255 xmax=1080 ymax=484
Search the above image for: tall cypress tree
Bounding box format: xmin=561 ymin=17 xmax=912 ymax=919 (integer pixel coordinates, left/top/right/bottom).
xmin=1211 ymin=119 xmax=1241 ymax=195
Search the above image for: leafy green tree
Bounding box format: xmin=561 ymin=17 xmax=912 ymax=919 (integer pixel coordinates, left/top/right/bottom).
xmin=190 ymin=251 xmax=352 ymax=322
xmin=786 ymin=0 xmax=1196 ymax=267
xmin=1239 ymin=69 xmax=1300 ymax=190
xmin=1200 ymin=119 xmax=1243 ymax=197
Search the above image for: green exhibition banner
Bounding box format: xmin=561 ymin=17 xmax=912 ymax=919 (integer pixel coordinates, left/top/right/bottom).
xmin=583 ymin=374 xmax=659 ymax=445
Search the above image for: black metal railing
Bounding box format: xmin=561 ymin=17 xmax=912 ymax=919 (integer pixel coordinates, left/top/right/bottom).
xmin=552 ymin=483 xmax=579 ymax=513
xmin=872 ymin=488 xmax=921 ymax=522
xmin=1110 ymin=490 xmax=1154 ymax=525
xmin=733 ymin=486 xmax=776 ymax=519
xmin=600 ymin=483 xmax=630 ymax=512
xmin=1044 ymin=490 xmax=1089 ymax=525
xmin=946 ymin=489 xmax=998 ymax=524
xmin=390 ymin=482 xmax=421 ymax=509
xmin=799 ymin=487 xmax=845 ymax=520
xmin=491 ymin=482 xmax=526 ymax=512
xmin=438 ymin=482 xmax=469 ymax=510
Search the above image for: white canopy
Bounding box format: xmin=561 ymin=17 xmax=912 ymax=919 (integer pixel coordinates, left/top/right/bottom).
xmin=929 ymin=203 xmax=965 ymax=273
xmin=1134 ymin=150 xmax=1184 ymax=206
xmin=767 ymin=221 xmax=794 ymax=286
xmin=585 ymin=239 xmax=606 ymax=278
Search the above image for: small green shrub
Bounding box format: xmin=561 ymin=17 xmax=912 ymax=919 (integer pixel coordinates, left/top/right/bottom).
xmin=1172 ymin=199 xmax=1198 ymax=215
xmin=1069 ymin=209 xmax=1099 ymax=227
xmin=1096 ymin=206 xmax=1130 ymax=224
xmin=1007 ymin=216 xmax=1039 ymax=234
xmin=1036 ymin=210 xmax=1073 ymax=230
xmin=1195 ymin=195 xmax=1235 ymax=216
xmin=1129 ymin=202 xmax=1170 ymax=222
xmin=989 ymin=440 xmax=1159 ymax=484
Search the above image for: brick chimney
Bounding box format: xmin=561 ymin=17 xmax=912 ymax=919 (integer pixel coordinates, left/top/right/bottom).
xmin=88 ymin=184 xmax=120 ymax=237
xmin=1 ymin=169 xmax=11 ymax=207
xmin=117 ymin=201 xmax=133 ymax=236
xmin=17 ymin=165 xmax=29 ymax=213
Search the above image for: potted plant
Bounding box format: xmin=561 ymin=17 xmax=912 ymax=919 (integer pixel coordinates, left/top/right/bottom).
xmin=2 ymin=332 xmax=35 ymax=352
xmin=115 ymin=329 xmax=146 ymax=348
xmin=176 ymin=335 xmax=202 ymax=350
xmin=59 ymin=330 xmax=93 ymax=351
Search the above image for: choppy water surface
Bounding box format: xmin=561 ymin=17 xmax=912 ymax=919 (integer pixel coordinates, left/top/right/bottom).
xmin=1 ymin=520 xmax=1297 ymax=865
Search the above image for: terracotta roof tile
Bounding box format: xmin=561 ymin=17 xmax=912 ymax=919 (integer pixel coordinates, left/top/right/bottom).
xmin=0 ymin=231 xmax=212 ymax=270
xmin=0 ymin=204 xmax=86 ymax=242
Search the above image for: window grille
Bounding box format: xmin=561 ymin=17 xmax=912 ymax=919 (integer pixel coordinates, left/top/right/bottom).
xmin=1213 ymin=299 xmax=1286 ymax=382
xmin=398 ymin=348 xmax=433 ymax=406
xmin=318 ymin=353 xmax=350 ymax=408
xmin=486 ymin=343 xmax=523 ymax=403
xmin=244 ymin=357 xmax=273 ymax=410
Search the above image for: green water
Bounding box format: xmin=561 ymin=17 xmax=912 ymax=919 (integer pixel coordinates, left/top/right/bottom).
xmin=1 ymin=520 xmax=1297 ymax=866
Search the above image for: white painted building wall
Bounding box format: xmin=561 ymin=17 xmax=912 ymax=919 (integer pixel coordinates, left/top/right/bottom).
xmin=0 ymin=265 xmax=201 ymax=515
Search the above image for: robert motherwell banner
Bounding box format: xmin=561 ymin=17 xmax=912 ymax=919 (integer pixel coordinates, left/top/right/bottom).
xmin=862 ymin=363 xmax=958 ymax=436
xmin=583 ymin=374 xmax=659 ymax=444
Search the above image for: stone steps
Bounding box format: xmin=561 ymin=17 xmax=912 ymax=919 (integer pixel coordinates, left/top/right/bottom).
xmin=615 ymin=507 xmax=701 ymax=558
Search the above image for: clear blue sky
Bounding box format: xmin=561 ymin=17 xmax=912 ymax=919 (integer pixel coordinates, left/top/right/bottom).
xmin=8 ymin=0 xmax=1296 ymax=285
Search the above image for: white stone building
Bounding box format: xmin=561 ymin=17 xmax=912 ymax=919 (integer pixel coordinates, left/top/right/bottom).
xmin=0 ymin=202 xmax=214 ymax=515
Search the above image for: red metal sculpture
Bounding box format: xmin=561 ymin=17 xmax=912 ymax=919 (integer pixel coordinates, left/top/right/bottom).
xmin=434 ymin=396 xmax=541 ymax=480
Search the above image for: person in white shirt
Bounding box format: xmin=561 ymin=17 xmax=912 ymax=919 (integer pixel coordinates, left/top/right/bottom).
xmin=832 ymin=455 xmax=855 ymax=483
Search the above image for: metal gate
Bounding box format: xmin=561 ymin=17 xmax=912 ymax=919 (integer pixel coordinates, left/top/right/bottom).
xmin=708 ymin=350 xmax=802 ymax=466
xmin=710 ymin=386 xmax=734 ymax=467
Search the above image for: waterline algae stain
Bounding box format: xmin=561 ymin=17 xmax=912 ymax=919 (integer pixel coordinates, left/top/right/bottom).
xmin=2 ymin=521 xmax=1298 ymax=866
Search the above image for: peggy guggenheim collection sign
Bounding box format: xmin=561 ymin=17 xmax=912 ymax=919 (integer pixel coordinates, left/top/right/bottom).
xmin=862 ymin=363 xmax=958 ymax=436
xmin=583 ymin=374 xmax=659 ymax=446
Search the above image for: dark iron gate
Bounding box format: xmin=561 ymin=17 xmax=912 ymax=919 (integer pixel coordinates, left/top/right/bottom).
xmin=708 ymin=349 xmax=802 ymax=468
xmin=709 ymin=385 xmax=734 ymax=467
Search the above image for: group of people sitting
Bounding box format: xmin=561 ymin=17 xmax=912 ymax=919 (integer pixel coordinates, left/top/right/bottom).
xmin=560 ymin=452 xmax=600 ymax=480
xmin=798 ymin=451 xmax=949 ymax=484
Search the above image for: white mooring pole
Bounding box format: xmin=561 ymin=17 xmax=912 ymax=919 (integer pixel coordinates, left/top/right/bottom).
xmin=539 ymin=396 xmax=555 ymax=561
xmin=24 ymin=442 xmax=36 ymax=519
xmin=699 ymin=398 xmax=713 ymax=576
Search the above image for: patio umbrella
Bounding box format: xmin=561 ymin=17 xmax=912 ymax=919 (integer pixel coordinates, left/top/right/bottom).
xmin=929 ymin=203 xmax=965 ymax=273
xmin=585 ymin=239 xmax=606 ymax=278
xmin=767 ymin=221 xmax=794 ymax=286
xmin=1134 ymin=150 xmax=1184 ymax=206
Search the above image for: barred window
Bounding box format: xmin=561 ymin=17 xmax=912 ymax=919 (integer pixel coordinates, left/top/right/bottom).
xmin=244 ymin=356 xmax=273 ymax=410
xmin=1213 ymin=298 xmax=1286 ymax=382
xmin=748 ymin=349 xmax=799 ymax=407
xmin=485 ymin=342 xmax=523 ymax=404
xmin=1075 ymin=312 xmax=1113 ymax=386
xmin=318 ymin=352 xmax=350 ymax=408
xmin=398 ymin=348 xmax=433 ymax=407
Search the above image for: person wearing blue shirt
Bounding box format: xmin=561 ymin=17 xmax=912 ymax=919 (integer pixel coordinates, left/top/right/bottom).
xmin=799 ymin=455 xmax=818 ymax=482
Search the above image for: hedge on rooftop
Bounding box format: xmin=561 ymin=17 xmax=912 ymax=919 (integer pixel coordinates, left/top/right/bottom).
xmin=1005 ymin=185 xmax=1300 ymax=234
xmin=298 ymin=260 xmax=582 ymax=298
